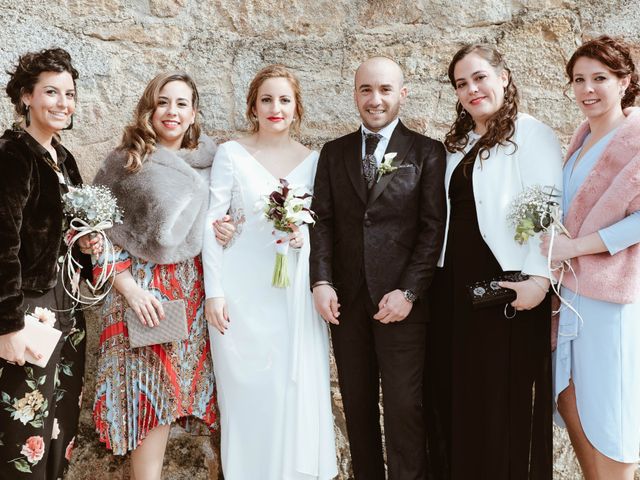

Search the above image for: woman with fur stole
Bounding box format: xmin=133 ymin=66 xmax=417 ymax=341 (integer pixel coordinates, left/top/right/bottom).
xmin=92 ymin=72 xmax=219 ymax=479
xmin=542 ymin=36 xmax=640 ymax=480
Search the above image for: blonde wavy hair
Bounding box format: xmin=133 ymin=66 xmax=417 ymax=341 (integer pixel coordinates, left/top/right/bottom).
xmin=245 ymin=64 xmax=304 ymax=135
xmin=119 ymin=72 xmax=201 ymax=172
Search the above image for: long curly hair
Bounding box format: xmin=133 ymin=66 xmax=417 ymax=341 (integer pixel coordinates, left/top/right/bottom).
xmin=6 ymin=48 xmax=79 ymax=119
xmin=566 ymin=35 xmax=639 ymax=109
xmin=119 ymin=72 xmax=201 ymax=173
xmin=245 ymin=64 xmax=304 ymax=136
xmin=444 ymin=44 xmax=519 ymax=163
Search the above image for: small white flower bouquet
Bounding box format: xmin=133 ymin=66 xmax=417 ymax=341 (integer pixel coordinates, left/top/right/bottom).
xmin=256 ymin=178 xmax=315 ymax=288
xmin=63 ymin=185 xmax=123 ymax=227
xmin=508 ymin=185 xmax=581 ymax=324
xmin=61 ymin=185 xmax=123 ymax=305
xmin=507 ymin=185 xmax=567 ymax=245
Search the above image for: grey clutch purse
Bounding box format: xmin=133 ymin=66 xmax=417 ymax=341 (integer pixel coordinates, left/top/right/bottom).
xmin=125 ymin=299 xmax=188 ymax=348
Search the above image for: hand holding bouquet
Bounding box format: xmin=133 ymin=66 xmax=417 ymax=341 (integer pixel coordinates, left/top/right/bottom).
xmin=257 ymin=178 xmax=315 ymax=288
xmin=507 ymin=185 xmax=582 ymax=328
xmin=61 ymin=185 xmax=123 ymax=305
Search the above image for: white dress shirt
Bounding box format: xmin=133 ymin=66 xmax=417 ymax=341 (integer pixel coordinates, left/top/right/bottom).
xmin=361 ymin=117 xmax=399 ymax=166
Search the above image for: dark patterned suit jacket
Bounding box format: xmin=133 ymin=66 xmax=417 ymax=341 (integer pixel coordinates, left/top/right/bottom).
xmin=310 ymin=120 xmax=446 ymax=314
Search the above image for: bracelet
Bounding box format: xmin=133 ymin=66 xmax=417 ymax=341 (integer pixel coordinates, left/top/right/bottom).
xmin=530 ymin=276 xmax=549 ymax=294
xmin=312 ymin=281 xmax=335 ymax=290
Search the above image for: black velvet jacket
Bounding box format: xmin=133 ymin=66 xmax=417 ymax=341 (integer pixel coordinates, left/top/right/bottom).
xmin=0 ymin=128 xmax=88 ymax=335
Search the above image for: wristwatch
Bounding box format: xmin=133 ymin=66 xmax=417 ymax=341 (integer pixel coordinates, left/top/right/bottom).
xmin=402 ymin=289 xmax=417 ymax=303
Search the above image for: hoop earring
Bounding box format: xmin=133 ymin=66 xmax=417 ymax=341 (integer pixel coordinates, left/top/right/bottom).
xmin=25 ymin=106 xmax=31 ymax=128
xmin=63 ymin=115 xmax=73 ymax=131
xmin=460 ymin=109 xmax=466 ymax=119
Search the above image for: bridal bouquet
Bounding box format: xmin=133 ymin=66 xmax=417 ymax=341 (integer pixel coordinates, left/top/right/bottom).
xmin=61 ymin=185 xmax=123 ymax=305
xmin=507 ymin=185 xmax=566 ymax=245
xmin=257 ymin=178 xmax=315 ymax=288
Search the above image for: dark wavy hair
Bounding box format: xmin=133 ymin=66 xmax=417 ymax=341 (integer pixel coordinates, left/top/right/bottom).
xmin=118 ymin=71 xmax=201 ymax=173
xmin=444 ymin=44 xmax=519 ymax=163
xmin=5 ymin=48 xmax=79 ymax=118
xmin=566 ymin=35 xmax=639 ymax=109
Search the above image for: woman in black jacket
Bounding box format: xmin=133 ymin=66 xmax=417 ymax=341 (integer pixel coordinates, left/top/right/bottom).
xmin=0 ymin=48 xmax=97 ymax=479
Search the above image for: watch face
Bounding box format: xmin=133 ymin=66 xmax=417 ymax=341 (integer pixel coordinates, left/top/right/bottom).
xmin=404 ymin=290 xmax=417 ymax=302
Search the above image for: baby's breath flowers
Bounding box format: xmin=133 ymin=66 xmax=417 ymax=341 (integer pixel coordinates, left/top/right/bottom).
xmin=507 ymin=185 xmax=562 ymax=245
xmin=62 ymin=185 xmax=123 ymax=227
xmin=61 ymin=185 xmax=123 ymax=305
xmin=508 ymin=185 xmax=583 ymax=329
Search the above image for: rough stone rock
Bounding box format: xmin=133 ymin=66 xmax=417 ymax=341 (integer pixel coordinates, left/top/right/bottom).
xmin=1 ymin=1 xmax=639 ymax=478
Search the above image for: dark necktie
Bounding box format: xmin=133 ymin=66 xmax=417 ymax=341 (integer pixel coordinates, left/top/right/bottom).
xmin=363 ymin=133 xmax=381 ymax=189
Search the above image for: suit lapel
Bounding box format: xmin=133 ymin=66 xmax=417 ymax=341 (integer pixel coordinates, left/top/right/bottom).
xmin=367 ymin=120 xmax=414 ymax=207
xmin=344 ymin=129 xmax=367 ymax=205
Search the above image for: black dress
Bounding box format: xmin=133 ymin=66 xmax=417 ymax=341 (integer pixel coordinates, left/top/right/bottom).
xmin=0 ymin=129 xmax=87 ymax=479
xmin=425 ymin=159 xmax=552 ymax=480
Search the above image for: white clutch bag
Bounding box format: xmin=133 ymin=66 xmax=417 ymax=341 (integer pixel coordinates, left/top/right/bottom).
xmin=23 ymin=315 xmax=63 ymax=368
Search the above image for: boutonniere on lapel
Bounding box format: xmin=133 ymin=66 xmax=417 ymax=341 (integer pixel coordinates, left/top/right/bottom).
xmin=376 ymin=152 xmax=398 ymax=182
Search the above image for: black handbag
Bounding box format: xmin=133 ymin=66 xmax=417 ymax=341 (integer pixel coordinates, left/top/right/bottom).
xmin=466 ymin=271 xmax=529 ymax=309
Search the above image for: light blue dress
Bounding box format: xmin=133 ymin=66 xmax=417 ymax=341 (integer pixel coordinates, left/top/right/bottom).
xmin=553 ymin=129 xmax=640 ymax=463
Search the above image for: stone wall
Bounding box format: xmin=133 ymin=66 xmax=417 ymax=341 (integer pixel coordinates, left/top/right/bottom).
xmin=2 ymin=1 xmax=639 ymax=478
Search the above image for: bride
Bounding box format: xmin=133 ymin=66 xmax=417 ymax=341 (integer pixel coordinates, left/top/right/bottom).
xmin=202 ymin=64 xmax=337 ymax=480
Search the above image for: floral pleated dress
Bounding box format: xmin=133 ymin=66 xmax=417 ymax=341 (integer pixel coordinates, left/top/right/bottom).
xmin=92 ymin=249 xmax=217 ymax=455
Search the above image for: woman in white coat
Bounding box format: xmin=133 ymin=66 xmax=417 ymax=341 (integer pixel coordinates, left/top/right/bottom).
xmin=424 ymin=44 xmax=563 ymax=480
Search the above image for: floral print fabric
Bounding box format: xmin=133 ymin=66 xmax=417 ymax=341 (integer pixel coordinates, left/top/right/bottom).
xmin=0 ymin=285 xmax=86 ymax=480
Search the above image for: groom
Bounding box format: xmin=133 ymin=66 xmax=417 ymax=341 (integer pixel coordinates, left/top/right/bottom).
xmin=310 ymin=56 xmax=446 ymax=479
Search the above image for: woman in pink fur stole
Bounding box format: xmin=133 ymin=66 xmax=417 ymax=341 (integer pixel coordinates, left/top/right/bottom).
xmin=542 ymin=36 xmax=640 ymax=480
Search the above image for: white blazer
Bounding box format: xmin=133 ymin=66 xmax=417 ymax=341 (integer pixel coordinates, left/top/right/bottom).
xmin=437 ymin=113 xmax=563 ymax=278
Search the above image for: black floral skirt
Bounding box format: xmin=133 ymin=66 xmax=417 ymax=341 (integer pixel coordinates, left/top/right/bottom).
xmin=0 ymin=281 xmax=86 ymax=479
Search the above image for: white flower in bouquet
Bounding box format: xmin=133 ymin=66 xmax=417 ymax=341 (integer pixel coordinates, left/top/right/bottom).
xmin=63 ymin=185 xmax=123 ymax=227
xmin=32 ymin=307 xmax=56 ymax=327
xmin=257 ymin=178 xmax=316 ymax=288
xmin=507 ymin=184 xmax=582 ymax=326
xmin=507 ymin=185 xmax=563 ymax=245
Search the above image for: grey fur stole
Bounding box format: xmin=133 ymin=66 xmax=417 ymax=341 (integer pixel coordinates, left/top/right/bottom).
xmin=93 ymin=135 xmax=216 ymax=264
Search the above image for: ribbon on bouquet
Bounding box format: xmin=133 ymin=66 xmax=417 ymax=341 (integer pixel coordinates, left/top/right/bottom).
xmin=545 ymin=205 xmax=584 ymax=337
xmin=60 ymin=217 xmax=118 ymax=307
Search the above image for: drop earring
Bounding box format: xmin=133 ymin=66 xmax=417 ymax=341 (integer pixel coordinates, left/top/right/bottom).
xmin=25 ymin=105 xmax=31 ymax=128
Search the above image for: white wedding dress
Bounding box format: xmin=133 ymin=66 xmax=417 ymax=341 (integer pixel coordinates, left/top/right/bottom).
xmin=202 ymin=141 xmax=337 ymax=480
